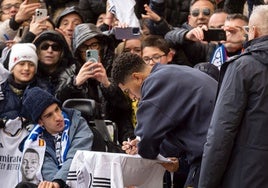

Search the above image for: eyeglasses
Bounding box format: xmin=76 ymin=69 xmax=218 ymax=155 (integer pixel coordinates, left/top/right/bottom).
xmin=40 ymin=43 xmax=62 ymax=51
xmin=1 ymin=3 xmax=21 ymax=14
xmin=142 ymin=54 xmax=166 ymax=64
xmin=191 ymin=8 xmax=211 ymax=17
xmin=79 ymin=42 xmax=100 ymax=51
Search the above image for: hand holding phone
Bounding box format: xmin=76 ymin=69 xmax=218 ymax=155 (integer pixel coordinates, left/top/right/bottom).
xmin=203 ymin=29 xmax=226 ymax=41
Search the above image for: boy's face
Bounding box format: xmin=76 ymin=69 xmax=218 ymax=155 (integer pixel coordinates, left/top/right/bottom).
xmin=12 ymin=61 xmax=36 ymax=84
xmin=142 ymin=47 xmax=170 ymax=66
xmin=38 ymin=103 xmax=65 ymax=134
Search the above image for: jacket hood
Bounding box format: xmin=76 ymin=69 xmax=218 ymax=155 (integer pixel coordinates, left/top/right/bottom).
xmin=34 ymin=30 xmax=74 ymax=70
xmin=34 ymin=30 xmax=68 ymax=48
xmin=55 ymin=6 xmax=84 ymax=28
xmin=72 ymin=23 xmax=107 ymax=55
xmin=243 ymin=35 xmax=268 ymax=65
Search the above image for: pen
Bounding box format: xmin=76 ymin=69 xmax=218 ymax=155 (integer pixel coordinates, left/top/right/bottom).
xmin=3 ymin=34 xmax=9 ymax=41
xmin=127 ymin=138 xmax=133 ymax=150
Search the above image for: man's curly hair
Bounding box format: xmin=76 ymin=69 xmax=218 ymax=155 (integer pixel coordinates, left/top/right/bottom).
xmin=112 ymin=52 xmax=146 ymax=85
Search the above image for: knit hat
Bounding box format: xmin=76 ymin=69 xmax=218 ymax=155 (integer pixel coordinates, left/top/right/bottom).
xmin=22 ymin=87 xmax=61 ymax=123
xmin=9 ymin=43 xmax=38 ymax=72
xmin=55 ymin=6 xmax=84 ymax=28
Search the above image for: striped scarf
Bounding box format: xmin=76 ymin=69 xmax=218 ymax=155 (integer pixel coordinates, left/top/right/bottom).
xmin=56 ymin=111 xmax=71 ymax=166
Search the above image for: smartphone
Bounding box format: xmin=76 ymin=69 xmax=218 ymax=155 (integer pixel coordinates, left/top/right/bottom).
xmin=114 ymin=27 xmax=140 ymax=40
xmin=35 ymin=9 xmax=47 ymax=22
xmin=203 ymin=29 xmax=226 ymax=41
xmin=86 ymin=49 xmax=99 ymax=63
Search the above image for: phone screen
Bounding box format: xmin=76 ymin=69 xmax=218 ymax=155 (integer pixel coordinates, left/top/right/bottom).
xmin=203 ymin=29 xmax=226 ymax=41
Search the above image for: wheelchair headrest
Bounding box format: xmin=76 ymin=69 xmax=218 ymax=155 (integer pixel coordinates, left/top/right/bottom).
xmin=62 ymin=98 xmax=96 ymax=120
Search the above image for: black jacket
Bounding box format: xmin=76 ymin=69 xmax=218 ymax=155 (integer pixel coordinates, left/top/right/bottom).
xmin=199 ymin=35 xmax=268 ymax=188
xmin=57 ymin=24 xmax=134 ymax=143
xmin=33 ymin=30 xmax=75 ymax=95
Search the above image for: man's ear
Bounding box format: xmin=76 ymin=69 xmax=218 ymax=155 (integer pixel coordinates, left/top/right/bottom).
xmin=167 ymin=50 xmax=174 ymax=62
xmin=38 ymin=119 xmax=44 ymax=126
xmin=132 ymin=72 xmax=143 ymax=84
xmin=252 ymin=26 xmax=260 ymax=38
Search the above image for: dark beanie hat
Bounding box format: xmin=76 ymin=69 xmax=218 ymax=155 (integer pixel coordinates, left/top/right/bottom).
xmin=22 ymin=87 xmax=61 ymax=123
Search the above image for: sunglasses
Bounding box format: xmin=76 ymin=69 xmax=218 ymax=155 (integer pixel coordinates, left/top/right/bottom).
xmin=40 ymin=43 xmax=62 ymax=51
xmin=191 ymin=8 xmax=211 ymax=17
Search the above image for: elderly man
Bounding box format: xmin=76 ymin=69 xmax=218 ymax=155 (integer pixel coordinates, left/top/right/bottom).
xmin=199 ymin=5 xmax=268 ymax=188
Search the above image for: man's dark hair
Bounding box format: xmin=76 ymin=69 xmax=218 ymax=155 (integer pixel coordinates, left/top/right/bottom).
xmin=226 ymin=13 xmax=249 ymax=23
xmin=112 ymin=52 xmax=145 ymax=85
xmin=141 ymin=35 xmax=170 ymax=55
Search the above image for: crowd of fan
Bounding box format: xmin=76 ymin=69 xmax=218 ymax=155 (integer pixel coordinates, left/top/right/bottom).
xmin=1 ymin=0 xmax=268 ymax=188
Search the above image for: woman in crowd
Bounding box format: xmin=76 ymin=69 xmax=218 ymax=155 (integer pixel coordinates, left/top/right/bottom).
xmin=56 ymin=23 xmax=134 ymax=143
xmin=33 ymin=30 xmax=75 ymax=95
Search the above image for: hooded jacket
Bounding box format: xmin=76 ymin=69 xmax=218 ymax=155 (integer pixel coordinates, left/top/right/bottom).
xmin=33 ymin=30 xmax=75 ymax=95
xmin=72 ymin=23 xmax=114 ymax=75
xmin=56 ymin=24 xmax=134 ymax=143
xmin=199 ymin=35 xmax=268 ymax=188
